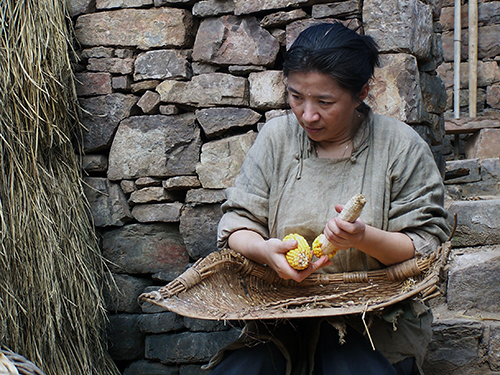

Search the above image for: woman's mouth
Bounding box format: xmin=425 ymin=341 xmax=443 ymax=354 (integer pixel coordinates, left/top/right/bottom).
xmin=304 ymin=126 xmax=321 ymax=134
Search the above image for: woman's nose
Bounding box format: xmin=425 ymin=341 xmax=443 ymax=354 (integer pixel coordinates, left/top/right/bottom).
xmin=302 ymin=103 xmax=320 ymax=123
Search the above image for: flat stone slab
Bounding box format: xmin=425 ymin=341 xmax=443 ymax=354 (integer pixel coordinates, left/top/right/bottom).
xmin=465 ymin=128 xmax=500 ymax=159
xmin=102 ymin=223 xmax=189 ymax=275
xmin=192 ymin=15 xmax=279 ymax=67
xmin=156 ymin=73 xmax=248 ymax=107
xmin=145 ymin=330 xmax=241 ymax=363
xmin=447 ymin=199 xmax=500 ymax=247
xmin=75 ymin=8 xmax=194 ymax=49
xmin=445 ymin=116 xmax=500 ymax=134
xmin=447 ymin=246 xmax=500 ymax=313
xmin=423 ymin=318 xmax=484 ymax=374
xmin=108 ymin=114 xmax=201 ymax=180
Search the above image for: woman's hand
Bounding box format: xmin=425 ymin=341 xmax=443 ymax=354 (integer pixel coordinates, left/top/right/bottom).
xmin=228 ymin=230 xmax=332 ymax=283
xmin=269 ymin=238 xmax=332 ymax=282
xmin=323 ymin=204 xmax=366 ymax=250
xmin=323 ymin=204 xmax=416 ymax=265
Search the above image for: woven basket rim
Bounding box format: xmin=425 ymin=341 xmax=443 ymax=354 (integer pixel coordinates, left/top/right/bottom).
xmin=1 ymin=348 xmax=46 ymax=375
xmin=140 ymin=242 xmax=451 ymax=320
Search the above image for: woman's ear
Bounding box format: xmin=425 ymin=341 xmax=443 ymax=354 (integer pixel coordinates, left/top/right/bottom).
xmin=358 ymin=84 xmax=369 ymax=101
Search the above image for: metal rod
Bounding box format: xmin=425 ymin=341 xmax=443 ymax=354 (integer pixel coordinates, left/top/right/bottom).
xmin=454 ymin=0 xmax=461 ymax=119
xmin=469 ymin=0 xmax=478 ymax=118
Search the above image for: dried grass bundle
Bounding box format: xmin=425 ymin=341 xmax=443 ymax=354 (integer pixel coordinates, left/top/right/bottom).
xmin=0 ymin=1 xmax=119 ymax=374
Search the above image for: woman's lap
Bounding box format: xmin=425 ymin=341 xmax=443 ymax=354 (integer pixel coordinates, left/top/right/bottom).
xmin=209 ymin=341 xmax=286 ymax=375
xmin=314 ymin=322 xmax=397 ymax=375
xmin=209 ymin=320 xmax=416 ymax=375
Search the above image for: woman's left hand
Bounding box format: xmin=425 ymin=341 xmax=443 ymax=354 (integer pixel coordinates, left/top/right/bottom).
xmin=323 ymin=204 xmax=366 ymax=250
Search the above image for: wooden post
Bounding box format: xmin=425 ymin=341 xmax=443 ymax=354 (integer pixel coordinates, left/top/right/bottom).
xmin=469 ymin=0 xmax=478 ymax=118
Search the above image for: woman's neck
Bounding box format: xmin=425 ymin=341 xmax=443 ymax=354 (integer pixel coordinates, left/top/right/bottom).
xmin=315 ymin=138 xmax=352 ymax=159
xmin=314 ymin=111 xmax=364 ymax=159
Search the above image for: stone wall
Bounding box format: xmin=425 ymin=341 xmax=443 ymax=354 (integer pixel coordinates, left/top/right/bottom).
xmin=436 ymin=0 xmax=500 ymax=161
xmin=438 ymin=0 xmax=500 ymax=119
xmin=428 ymin=3 xmax=500 ymax=374
xmin=425 ymin=157 xmax=500 ymax=374
xmin=70 ymin=0 xmax=499 ymax=373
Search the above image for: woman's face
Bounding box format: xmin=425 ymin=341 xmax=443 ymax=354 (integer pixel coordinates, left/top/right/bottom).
xmin=287 ymin=71 xmax=368 ymax=145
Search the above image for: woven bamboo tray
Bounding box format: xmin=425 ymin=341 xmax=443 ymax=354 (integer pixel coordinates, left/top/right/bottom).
xmin=0 ymin=349 xmax=45 ymax=375
xmin=140 ymin=242 xmax=451 ymax=321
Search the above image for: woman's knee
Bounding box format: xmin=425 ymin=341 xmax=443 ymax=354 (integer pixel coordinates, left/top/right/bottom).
xmin=209 ymin=342 xmax=286 ymax=375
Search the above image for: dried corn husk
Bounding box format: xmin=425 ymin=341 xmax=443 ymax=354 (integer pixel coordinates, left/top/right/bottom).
xmin=0 ymin=1 xmax=119 ymax=374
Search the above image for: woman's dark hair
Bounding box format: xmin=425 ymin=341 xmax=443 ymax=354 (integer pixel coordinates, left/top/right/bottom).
xmin=283 ymin=22 xmax=380 ymax=99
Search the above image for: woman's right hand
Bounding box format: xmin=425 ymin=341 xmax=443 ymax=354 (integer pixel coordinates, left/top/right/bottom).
xmin=228 ymin=230 xmax=332 ymax=282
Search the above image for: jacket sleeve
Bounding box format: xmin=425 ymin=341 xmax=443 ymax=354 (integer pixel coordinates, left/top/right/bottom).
xmin=387 ymin=134 xmax=451 ymax=255
xmin=217 ymin=124 xmax=277 ymax=249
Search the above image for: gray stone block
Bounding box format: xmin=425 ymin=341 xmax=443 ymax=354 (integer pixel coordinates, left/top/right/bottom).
xmin=75 ymin=72 xmax=112 ymax=97
xmin=83 ymin=177 xmax=133 ymax=227
xmin=445 ymin=159 xmax=481 ymax=184
xmin=105 ymin=273 xmax=154 ymax=313
xmin=185 ymin=189 xmax=225 ymax=205
xmin=179 ymin=204 xmax=223 ymax=260
xmin=193 ymin=16 xmax=279 ymax=66
xmin=447 ymin=200 xmax=500 ymax=247
xmin=74 ymin=8 xmax=194 ymax=49
xmin=138 ymin=312 xmax=185 ymax=333
xmin=466 ymin=129 xmax=500 ymax=159
xmin=132 ymin=203 xmax=183 ymax=223
xmin=156 ymin=73 xmax=249 ymax=108
xmin=192 ymin=0 xmax=235 ymax=17
xmin=145 ymin=329 xmax=241 ymax=363
xmin=423 ymin=319 xmax=484 ymax=374
xmin=96 ymin=0 xmax=153 ymax=9
xmin=79 ymin=93 xmax=137 ymax=152
xmin=196 ymin=132 xmax=257 ymax=189
xmin=364 ymin=0 xmax=433 ymax=60
xmin=134 ymin=50 xmax=191 ymax=81
xmin=490 ymin=323 xmax=500 ymax=371
xmin=102 ymin=223 xmax=189 ymax=274
xmin=195 ymin=107 xmax=261 ymax=139
xmin=260 ymin=9 xmax=307 ymax=28
xmin=365 ymin=53 xmax=424 ymax=124
xmin=87 ymin=57 xmax=134 ymax=74
xmin=108 ymin=314 xmax=145 ymax=361
xmin=137 ymin=91 xmax=161 ymax=115
xmin=248 ymin=71 xmax=287 ymax=110
xmin=179 ymin=364 xmax=207 ymax=375
xmin=447 ymin=247 xmax=500 ymax=313
xmin=183 ymin=317 xmax=231 ymax=332
xmin=129 ymin=187 xmax=179 ymax=204
xmin=123 ymin=360 xmax=178 ymax=375
xmin=82 ymin=154 xmax=108 ymax=173
xmin=108 ymin=114 xmax=201 ymax=180
xmin=234 ymin=0 xmax=308 ymax=15
xmin=164 ymin=177 xmax=201 ymax=191
xmin=312 ymin=1 xmax=359 ymax=18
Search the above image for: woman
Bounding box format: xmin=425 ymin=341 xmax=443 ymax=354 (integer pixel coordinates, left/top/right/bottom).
xmin=209 ymin=22 xmax=450 ymax=375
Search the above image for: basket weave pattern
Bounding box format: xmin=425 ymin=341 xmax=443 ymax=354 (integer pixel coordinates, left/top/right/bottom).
xmin=140 ymin=242 xmax=451 ymax=320
xmin=1 ymin=349 xmax=45 ymax=375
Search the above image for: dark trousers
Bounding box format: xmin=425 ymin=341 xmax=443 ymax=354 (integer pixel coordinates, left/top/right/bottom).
xmin=209 ymin=322 xmax=416 ymax=375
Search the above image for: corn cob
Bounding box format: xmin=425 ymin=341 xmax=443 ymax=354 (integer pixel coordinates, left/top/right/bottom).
xmin=316 ymin=194 xmax=367 ymax=258
xmin=313 ymin=233 xmax=330 ymax=259
xmin=283 ymin=233 xmax=312 ymax=270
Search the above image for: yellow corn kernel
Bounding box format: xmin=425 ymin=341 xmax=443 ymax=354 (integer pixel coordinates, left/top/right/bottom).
xmin=283 ymin=233 xmax=312 ymax=270
xmin=321 ymin=194 xmax=367 ymax=257
xmin=313 ymin=234 xmax=335 ymax=259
